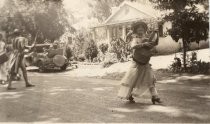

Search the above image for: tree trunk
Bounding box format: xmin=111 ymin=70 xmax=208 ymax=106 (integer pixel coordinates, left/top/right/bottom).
xmin=182 ymin=39 xmax=187 ymax=71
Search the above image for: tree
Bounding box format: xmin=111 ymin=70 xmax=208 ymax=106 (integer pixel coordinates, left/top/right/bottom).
xmin=72 ymin=30 xmax=87 ymax=58
xmin=0 ymin=0 xmax=71 ymax=44
xmin=150 ymin=0 xmax=209 ymax=71
xmin=90 ymin=0 xmax=124 ymax=22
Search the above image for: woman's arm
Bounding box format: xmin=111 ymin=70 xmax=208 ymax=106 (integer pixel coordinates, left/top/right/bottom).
xmin=23 ymin=38 xmax=36 ymax=53
xmin=149 ymin=31 xmax=159 ymax=46
xmin=131 ymin=38 xmax=154 ymax=49
xmin=131 ymin=38 xmax=140 ymax=49
xmin=131 ymin=43 xmax=145 ymax=49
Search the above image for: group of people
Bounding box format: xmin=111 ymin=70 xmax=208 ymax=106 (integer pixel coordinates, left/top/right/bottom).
xmin=0 ymin=22 xmax=162 ymax=104
xmin=0 ymin=29 xmax=35 ymax=90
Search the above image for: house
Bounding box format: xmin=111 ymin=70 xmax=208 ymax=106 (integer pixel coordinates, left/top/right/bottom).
xmin=92 ymin=1 xmax=207 ymax=55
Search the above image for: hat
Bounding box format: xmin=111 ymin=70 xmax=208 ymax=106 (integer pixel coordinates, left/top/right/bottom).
xmin=14 ymin=29 xmax=20 ymax=33
xmin=13 ymin=29 xmax=21 ymax=35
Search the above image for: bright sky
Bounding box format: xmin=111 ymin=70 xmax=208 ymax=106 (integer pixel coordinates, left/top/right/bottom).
xmin=63 ymin=0 xmax=93 ymax=17
xmin=63 ymin=0 xmax=98 ymax=29
xmin=0 ymin=0 xmax=96 ymax=29
xmin=0 ymin=0 xmax=5 ymax=8
xmin=0 ymin=0 xmax=92 ymax=16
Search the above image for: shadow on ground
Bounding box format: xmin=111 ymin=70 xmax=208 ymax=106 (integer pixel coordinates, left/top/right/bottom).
xmin=27 ymin=66 xmax=75 ymax=73
xmin=0 ymin=70 xmax=209 ymax=123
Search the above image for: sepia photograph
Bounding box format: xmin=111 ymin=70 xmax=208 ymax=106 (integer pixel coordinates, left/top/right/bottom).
xmin=0 ymin=0 xmax=209 ymax=123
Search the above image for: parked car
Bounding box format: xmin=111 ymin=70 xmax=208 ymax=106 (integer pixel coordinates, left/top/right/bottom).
xmin=24 ymin=44 xmax=69 ymax=72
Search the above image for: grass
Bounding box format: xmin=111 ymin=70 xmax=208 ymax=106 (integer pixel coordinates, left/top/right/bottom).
xmin=155 ymin=36 xmax=209 ymax=55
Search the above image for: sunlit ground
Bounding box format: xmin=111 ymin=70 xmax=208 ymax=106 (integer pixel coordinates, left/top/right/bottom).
xmin=0 ymin=70 xmax=209 ymax=123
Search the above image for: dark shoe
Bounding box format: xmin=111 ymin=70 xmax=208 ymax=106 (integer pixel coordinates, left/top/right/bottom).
xmin=26 ymin=84 xmax=35 ymax=87
xmin=128 ymin=96 xmax=135 ymax=103
xmin=7 ymin=87 xmax=16 ymax=90
xmin=151 ymin=96 xmax=163 ymax=105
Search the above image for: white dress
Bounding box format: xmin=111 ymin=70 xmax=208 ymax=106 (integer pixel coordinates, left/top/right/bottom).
xmin=0 ymin=41 xmax=8 ymax=81
xmin=118 ymin=35 xmax=158 ymax=99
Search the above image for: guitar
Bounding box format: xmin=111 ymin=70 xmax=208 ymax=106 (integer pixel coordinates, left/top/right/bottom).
xmin=133 ymin=31 xmax=159 ymax=64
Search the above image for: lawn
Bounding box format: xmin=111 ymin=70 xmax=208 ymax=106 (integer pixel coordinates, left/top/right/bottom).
xmin=51 ymin=48 xmax=209 ymax=81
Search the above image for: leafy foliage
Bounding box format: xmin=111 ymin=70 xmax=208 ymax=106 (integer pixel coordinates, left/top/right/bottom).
xmin=169 ymin=57 xmax=182 ymax=73
xmin=90 ymin=0 xmax=124 ymax=22
xmin=110 ymin=38 xmax=131 ymax=61
xmin=102 ymin=60 xmax=116 ymax=68
xmin=72 ymin=31 xmax=88 ymax=59
xmin=78 ymin=54 xmax=86 ymax=62
xmin=150 ymin=0 xmax=209 ymax=70
xmin=0 ymin=0 xmax=71 ymax=44
xmin=99 ymin=43 xmax=109 ymax=54
xmin=169 ymin=51 xmax=210 ymax=74
xmin=65 ymin=45 xmax=73 ymax=60
xmin=84 ymin=39 xmax=98 ymax=62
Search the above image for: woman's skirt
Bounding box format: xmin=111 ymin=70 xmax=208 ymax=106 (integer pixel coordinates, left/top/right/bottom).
xmin=118 ymin=61 xmax=155 ymax=99
xmin=0 ymin=62 xmax=7 ymax=81
xmin=7 ymin=51 xmax=21 ymax=75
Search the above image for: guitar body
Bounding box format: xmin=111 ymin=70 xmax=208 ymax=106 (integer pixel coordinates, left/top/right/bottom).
xmin=133 ymin=48 xmax=151 ymax=64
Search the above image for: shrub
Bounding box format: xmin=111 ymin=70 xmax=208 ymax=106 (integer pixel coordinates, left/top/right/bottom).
xmin=169 ymin=51 xmax=210 ymax=74
xmin=99 ymin=43 xmax=108 ymax=54
xmin=92 ymin=57 xmax=99 ymax=63
xmin=72 ymin=30 xmax=88 ymax=59
xmin=84 ymin=39 xmax=98 ymax=62
xmin=102 ymin=61 xmax=115 ymax=68
xmin=78 ymin=54 xmax=85 ymax=62
xmin=65 ymin=45 xmax=73 ymax=60
xmin=110 ymin=38 xmax=131 ymax=61
xmin=169 ymin=57 xmax=182 ymax=73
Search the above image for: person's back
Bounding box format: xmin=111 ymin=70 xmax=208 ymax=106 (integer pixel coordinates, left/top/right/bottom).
xmin=12 ymin=36 xmax=28 ymax=54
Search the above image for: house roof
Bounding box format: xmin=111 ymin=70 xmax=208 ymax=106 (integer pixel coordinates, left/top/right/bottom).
xmin=106 ymin=1 xmax=160 ymax=22
xmin=94 ymin=1 xmax=162 ymax=28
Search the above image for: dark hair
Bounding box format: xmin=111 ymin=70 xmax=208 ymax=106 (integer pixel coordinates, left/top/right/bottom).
xmin=132 ymin=22 xmax=148 ymax=34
